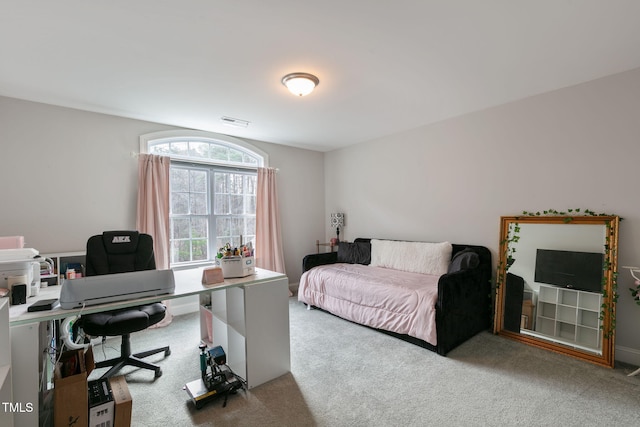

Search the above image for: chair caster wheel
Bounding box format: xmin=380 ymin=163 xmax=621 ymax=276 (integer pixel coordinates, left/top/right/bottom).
xmin=165 ymin=348 xmax=171 ymax=357
xmin=155 ymin=368 xmax=162 ymax=378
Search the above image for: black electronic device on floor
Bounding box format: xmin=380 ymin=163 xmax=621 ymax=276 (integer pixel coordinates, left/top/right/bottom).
xmin=184 ymin=344 xmax=244 ymax=409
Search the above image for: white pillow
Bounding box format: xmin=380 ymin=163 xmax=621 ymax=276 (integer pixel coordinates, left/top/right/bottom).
xmin=370 ymin=240 xmax=452 ymax=276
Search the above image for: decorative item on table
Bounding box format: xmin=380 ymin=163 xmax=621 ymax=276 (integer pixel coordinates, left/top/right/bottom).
xmin=215 ymin=240 xmax=255 ymax=278
xmin=201 ymin=266 xmax=224 ymax=285
xmin=65 ymin=262 xmax=84 ymax=278
xmin=330 ymin=212 xmax=345 ymax=243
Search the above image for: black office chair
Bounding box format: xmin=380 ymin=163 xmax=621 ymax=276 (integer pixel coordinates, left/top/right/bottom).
xmin=77 ymin=231 xmax=171 ymax=378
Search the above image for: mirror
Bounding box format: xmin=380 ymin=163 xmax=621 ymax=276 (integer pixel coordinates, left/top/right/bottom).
xmin=494 ymin=215 xmax=619 ymax=367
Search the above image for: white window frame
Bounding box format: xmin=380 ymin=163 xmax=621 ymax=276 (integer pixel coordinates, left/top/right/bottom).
xmin=139 ymin=130 xmax=268 ymax=168
xmin=140 ymin=130 xmax=267 ymax=267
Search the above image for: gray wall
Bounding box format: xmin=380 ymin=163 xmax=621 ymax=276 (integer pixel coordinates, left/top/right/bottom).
xmin=0 ymin=96 xmax=325 ymax=285
xmin=324 ymin=67 xmax=640 ymax=365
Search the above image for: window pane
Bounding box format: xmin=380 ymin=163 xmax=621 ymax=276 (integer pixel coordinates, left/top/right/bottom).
xmin=230 ymin=174 xmax=243 ymax=194
xmin=150 ymin=143 xmax=171 ymax=155
xmin=171 ymin=168 xmax=189 ymax=192
xmin=231 ymin=218 xmax=244 ymax=237
xmin=189 ymin=141 xmax=209 ymax=159
xmin=190 ymin=170 xmax=207 ymax=192
xmin=191 ymin=216 xmax=208 ymax=238
xmin=211 ymin=145 xmax=229 ymax=162
xmin=172 ymin=240 xmax=191 ymax=263
xmin=172 ymin=218 xmax=191 ymax=239
xmin=246 ymin=217 xmax=256 ymax=235
xmin=171 ymin=193 xmax=189 ymax=215
xmin=230 ymin=195 xmax=243 ymax=214
xmin=216 ymin=217 xmax=231 ymax=239
xmin=214 ymin=194 xmax=229 ymax=215
xmin=246 ymin=195 xmax=256 ymax=214
xmin=229 ymin=148 xmax=243 ymax=163
xmin=214 ymin=173 xmax=228 ymax=193
xmin=170 ymin=141 xmax=188 ymax=156
xmin=191 ymin=193 xmax=208 ymax=215
xmin=192 ymin=239 xmax=208 ymax=261
xmin=243 ymin=153 xmax=258 ymax=165
xmin=246 ymin=175 xmax=257 ymax=194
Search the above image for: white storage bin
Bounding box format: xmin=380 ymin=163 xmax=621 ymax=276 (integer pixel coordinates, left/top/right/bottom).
xmin=216 ymin=256 xmax=255 ymax=278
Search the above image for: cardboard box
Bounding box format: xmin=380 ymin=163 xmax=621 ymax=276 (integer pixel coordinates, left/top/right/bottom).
xmin=110 ymin=375 xmax=132 ymax=427
xmin=216 ymin=256 xmax=255 ymax=278
xmin=54 ymin=347 xmax=95 ymax=427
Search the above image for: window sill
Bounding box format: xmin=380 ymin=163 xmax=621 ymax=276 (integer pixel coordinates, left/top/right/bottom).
xmin=170 ymin=261 xmax=216 ymax=271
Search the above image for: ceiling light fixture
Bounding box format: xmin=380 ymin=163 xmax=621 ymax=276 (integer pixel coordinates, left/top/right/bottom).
xmin=281 ymin=72 xmax=319 ymax=97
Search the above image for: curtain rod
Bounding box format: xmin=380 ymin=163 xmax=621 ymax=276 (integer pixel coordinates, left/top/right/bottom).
xmin=131 ymin=151 xmax=279 ymax=172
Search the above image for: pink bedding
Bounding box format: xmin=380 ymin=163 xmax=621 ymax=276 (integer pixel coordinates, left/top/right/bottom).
xmin=298 ymin=263 xmax=440 ymax=345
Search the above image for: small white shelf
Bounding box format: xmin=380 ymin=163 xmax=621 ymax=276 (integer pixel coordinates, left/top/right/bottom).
xmin=40 ymin=251 xmax=86 ymax=285
xmin=534 ymin=284 xmax=603 ymax=351
xmin=198 ymin=275 xmax=290 ymax=388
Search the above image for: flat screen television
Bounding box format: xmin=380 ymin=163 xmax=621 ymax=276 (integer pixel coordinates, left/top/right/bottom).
xmin=534 ymin=249 xmax=604 ymax=293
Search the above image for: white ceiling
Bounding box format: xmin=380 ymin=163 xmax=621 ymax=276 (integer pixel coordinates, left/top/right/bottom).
xmin=2 ymin=1 xmax=640 ymax=152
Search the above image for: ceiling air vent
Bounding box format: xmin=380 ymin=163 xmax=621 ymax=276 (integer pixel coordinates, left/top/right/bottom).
xmin=220 ymin=116 xmax=250 ymax=128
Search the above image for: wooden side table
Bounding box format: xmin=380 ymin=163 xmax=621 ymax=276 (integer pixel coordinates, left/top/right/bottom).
xmin=316 ymin=240 xmax=336 ymax=254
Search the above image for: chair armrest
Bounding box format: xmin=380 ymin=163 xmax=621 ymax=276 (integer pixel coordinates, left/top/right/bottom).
xmin=302 ymin=252 xmax=338 ymax=273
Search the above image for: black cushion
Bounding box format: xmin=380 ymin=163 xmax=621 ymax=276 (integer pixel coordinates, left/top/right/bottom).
xmin=337 ymin=241 xmax=371 ymax=265
xmin=448 ymin=248 xmax=480 ymax=273
xmin=81 ymin=303 xmax=166 ymax=336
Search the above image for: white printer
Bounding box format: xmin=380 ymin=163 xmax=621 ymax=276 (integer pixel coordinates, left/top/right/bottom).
xmin=0 ymin=248 xmax=41 ymax=299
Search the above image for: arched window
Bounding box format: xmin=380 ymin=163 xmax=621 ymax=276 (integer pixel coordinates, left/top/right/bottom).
xmin=140 ymin=131 xmax=267 ymax=266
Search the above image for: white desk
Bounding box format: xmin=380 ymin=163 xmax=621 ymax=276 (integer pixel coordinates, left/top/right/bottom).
xmin=8 ymin=267 xmax=290 ymax=427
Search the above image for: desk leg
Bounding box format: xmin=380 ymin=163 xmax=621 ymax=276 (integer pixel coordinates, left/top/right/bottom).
xmin=244 ymin=277 xmax=291 ymax=388
xmin=207 ymin=277 xmax=291 ymax=389
xmin=10 ymin=323 xmax=40 ymax=427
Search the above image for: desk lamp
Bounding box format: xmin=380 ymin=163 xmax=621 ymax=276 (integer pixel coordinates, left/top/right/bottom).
xmin=330 ymin=213 xmax=345 ymax=243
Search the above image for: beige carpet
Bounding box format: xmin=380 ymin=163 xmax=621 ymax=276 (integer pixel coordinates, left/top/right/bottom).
xmin=83 ymin=298 xmax=640 ymax=426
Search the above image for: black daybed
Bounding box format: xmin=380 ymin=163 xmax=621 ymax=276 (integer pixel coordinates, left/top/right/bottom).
xmin=298 ymin=238 xmax=492 ymax=356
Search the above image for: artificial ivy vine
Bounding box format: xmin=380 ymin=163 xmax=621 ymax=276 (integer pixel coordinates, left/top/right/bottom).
xmin=521 ymin=208 xmax=617 ymax=220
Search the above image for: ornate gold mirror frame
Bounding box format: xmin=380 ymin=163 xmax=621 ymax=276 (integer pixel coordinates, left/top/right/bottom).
xmin=494 ymin=215 xmax=619 ymax=367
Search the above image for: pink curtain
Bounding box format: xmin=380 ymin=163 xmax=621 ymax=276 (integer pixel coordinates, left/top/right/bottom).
xmin=256 ymin=167 xmax=289 ymax=295
xmin=136 ymin=153 xmax=173 ymax=325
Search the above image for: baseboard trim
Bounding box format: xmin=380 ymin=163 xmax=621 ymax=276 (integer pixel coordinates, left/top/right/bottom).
xmin=168 ymin=295 xmax=200 ymax=317
xmin=615 ymin=344 xmax=640 ymax=367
